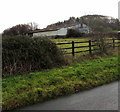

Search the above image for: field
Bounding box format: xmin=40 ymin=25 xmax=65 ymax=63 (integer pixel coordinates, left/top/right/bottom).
xmin=51 ymin=37 xmax=119 ymax=55
xmin=2 ymin=55 xmax=119 ymax=110
xmin=52 ymin=38 xmax=90 ymax=54
xmin=52 ymin=38 xmax=89 ymax=43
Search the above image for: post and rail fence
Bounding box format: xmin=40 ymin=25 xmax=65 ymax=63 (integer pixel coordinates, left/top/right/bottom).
xmin=56 ymin=38 xmax=120 ymax=56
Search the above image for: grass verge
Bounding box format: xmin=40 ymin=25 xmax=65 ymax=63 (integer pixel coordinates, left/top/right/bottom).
xmin=2 ymin=55 xmax=119 ymax=111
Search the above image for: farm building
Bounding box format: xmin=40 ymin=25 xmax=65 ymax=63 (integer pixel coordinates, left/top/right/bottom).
xmin=28 ymin=24 xmax=91 ymax=38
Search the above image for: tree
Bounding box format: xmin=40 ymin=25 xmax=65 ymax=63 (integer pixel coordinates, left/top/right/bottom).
xmin=28 ymin=22 xmax=39 ymax=30
xmin=76 ymin=17 xmax=80 ymax=23
xmin=2 ymin=22 xmax=39 ymax=37
xmin=66 ymin=29 xmax=84 ymax=37
xmin=79 ymin=15 xmax=120 ymax=32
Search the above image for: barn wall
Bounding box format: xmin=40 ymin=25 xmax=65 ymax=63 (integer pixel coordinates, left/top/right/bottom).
xmin=33 ymin=30 xmax=58 ymax=37
xmin=32 ymin=24 xmax=91 ymax=37
xmin=57 ymin=28 xmax=67 ymax=36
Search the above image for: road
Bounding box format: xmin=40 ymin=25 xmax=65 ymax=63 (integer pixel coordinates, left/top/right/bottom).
xmin=18 ymin=81 xmax=118 ymax=110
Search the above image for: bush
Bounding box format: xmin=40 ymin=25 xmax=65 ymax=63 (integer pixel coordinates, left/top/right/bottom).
xmin=66 ymin=29 xmax=84 ymax=37
xmin=91 ymin=33 xmax=113 ymax=54
xmin=2 ymin=36 xmax=67 ymax=77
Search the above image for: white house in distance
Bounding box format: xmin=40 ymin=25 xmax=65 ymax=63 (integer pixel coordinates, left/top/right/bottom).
xmin=28 ymin=24 xmax=91 ymax=38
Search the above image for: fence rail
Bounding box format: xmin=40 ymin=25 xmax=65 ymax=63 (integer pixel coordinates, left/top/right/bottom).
xmin=56 ymin=38 xmax=119 ymax=56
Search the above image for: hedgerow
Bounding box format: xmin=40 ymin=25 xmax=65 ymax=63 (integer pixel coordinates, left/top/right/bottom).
xmin=2 ymin=36 xmax=67 ymax=77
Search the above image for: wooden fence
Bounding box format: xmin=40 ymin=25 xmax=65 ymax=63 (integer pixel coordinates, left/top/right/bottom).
xmin=56 ymin=38 xmax=120 ymax=56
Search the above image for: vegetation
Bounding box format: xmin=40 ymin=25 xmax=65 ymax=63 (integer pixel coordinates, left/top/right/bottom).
xmin=2 ymin=21 xmax=119 ymax=111
xmin=52 ymin=38 xmax=89 ymax=53
xmin=2 ymin=55 xmax=119 ymax=111
xmin=80 ymin=15 xmax=120 ymax=32
xmin=66 ymin=29 xmax=84 ymax=37
xmin=51 ymin=37 xmax=119 ymax=55
xmin=52 ymin=38 xmax=89 ymax=43
xmin=46 ymin=15 xmax=120 ymax=33
xmin=2 ymin=36 xmax=67 ymax=77
xmin=2 ymin=22 xmax=39 ymax=37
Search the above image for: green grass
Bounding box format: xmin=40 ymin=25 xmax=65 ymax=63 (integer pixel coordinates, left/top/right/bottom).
xmin=52 ymin=38 xmax=89 ymax=43
xmin=51 ymin=38 xmax=90 ymax=54
xmin=51 ymin=37 xmax=119 ymax=55
xmin=2 ymin=55 xmax=119 ymax=111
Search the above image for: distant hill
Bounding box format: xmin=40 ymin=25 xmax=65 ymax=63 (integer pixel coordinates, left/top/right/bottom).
xmin=46 ymin=15 xmax=120 ymax=33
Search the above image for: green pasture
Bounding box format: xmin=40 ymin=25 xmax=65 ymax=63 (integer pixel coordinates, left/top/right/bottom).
xmin=51 ymin=37 xmax=119 ymax=55
xmin=52 ymin=38 xmax=90 ymax=54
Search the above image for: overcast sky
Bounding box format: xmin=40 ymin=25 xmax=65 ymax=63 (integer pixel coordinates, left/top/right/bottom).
xmin=0 ymin=0 xmax=120 ymax=33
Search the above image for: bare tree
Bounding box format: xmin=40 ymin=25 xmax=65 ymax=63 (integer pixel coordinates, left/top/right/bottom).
xmin=28 ymin=22 xmax=39 ymax=30
xmin=2 ymin=22 xmax=40 ymax=37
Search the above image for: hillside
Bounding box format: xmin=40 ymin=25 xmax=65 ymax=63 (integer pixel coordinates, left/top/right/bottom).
xmin=46 ymin=15 xmax=120 ymax=32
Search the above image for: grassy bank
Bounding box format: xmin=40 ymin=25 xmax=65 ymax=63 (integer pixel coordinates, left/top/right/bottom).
xmin=2 ymin=55 xmax=119 ymax=111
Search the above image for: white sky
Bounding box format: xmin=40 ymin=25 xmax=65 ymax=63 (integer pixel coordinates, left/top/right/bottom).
xmin=0 ymin=0 xmax=120 ymax=33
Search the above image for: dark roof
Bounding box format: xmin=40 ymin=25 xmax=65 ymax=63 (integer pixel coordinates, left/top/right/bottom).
xmin=28 ymin=28 xmax=60 ymax=34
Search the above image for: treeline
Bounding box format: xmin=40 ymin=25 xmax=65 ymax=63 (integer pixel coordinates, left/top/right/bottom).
xmin=2 ymin=15 xmax=120 ymax=37
xmin=2 ymin=22 xmax=39 ymax=37
xmin=47 ymin=15 xmax=120 ymax=33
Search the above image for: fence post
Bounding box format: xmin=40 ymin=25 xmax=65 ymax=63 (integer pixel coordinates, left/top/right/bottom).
xmin=113 ymin=38 xmax=115 ymax=48
xmin=89 ymin=40 xmax=92 ymax=55
xmin=72 ymin=41 xmax=75 ymax=56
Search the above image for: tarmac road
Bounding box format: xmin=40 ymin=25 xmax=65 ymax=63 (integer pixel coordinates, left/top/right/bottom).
xmin=18 ymin=81 xmax=118 ymax=110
